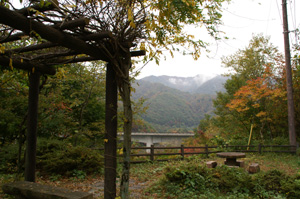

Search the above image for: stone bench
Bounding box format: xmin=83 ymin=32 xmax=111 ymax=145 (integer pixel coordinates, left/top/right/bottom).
xmin=206 ymin=161 xmax=217 ymax=168
xmin=2 ymin=181 xmax=93 ymax=199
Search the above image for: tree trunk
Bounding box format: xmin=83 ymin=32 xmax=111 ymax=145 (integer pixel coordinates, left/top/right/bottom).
xmin=25 ymin=71 xmax=40 ymax=182
xmin=104 ymin=63 xmax=118 ymax=199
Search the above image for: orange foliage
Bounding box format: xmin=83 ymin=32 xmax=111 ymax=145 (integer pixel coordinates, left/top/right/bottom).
xmin=226 ymin=66 xmax=286 ymax=123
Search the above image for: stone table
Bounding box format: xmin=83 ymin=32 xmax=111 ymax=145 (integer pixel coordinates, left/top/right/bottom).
xmin=216 ymin=152 xmax=246 ymax=167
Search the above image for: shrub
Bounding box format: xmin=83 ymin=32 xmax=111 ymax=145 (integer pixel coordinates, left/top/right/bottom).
xmin=0 ymin=143 xmax=20 ymax=173
xmin=0 ymin=139 xmax=104 ymax=176
xmin=152 ymin=160 xmax=300 ymax=198
xmin=260 ymin=170 xmax=285 ymax=192
xmin=36 ymin=143 xmax=103 ymax=176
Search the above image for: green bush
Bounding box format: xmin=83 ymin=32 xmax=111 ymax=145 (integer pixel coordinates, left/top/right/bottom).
xmin=164 ymin=164 xmax=252 ymax=194
xmin=0 ymin=139 xmax=104 ymax=176
xmin=0 ymin=143 xmax=20 ymax=173
xmin=150 ymin=160 xmax=300 ymax=198
xmin=36 ymin=143 xmax=103 ymax=176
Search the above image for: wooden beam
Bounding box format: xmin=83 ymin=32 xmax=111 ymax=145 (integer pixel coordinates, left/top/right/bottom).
xmin=0 ymin=6 xmax=111 ymax=62
xmin=104 ymin=63 xmax=118 ymax=199
xmin=79 ymin=32 xmax=113 ymax=41
xmin=130 ymin=50 xmax=146 ymax=57
xmin=53 ymin=18 xmax=89 ymax=30
xmin=5 ymin=42 xmax=58 ymax=54
xmin=0 ymin=32 xmax=25 ymax=44
xmin=46 ymin=50 xmax=146 ymax=65
xmin=0 ymin=18 xmax=90 ymax=44
xmin=17 ymin=1 xmax=57 ymax=16
xmin=0 ymin=56 xmax=56 ymax=75
xmin=5 ymin=32 xmax=112 ymax=54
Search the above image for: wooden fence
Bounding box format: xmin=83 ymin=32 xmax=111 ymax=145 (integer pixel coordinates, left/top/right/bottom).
xmin=96 ymin=143 xmax=299 ymax=163
xmin=126 ymin=143 xmax=299 ymax=163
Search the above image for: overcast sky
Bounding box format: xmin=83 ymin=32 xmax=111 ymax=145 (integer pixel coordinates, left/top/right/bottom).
xmin=134 ymin=0 xmax=299 ymax=79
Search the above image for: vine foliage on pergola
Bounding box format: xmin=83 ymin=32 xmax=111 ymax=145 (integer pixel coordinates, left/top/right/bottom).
xmin=0 ymin=0 xmax=145 ymax=198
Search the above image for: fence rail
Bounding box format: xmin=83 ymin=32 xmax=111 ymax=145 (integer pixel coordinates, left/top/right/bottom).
xmin=128 ymin=143 xmax=299 ymax=163
xmin=96 ymin=143 xmax=299 ymax=164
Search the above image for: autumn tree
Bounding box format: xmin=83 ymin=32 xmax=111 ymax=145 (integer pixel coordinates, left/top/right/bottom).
xmin=211 ymin=35 xmax=287 ymax=141
xmin=226 ymin=66 xmax=287 ymax=140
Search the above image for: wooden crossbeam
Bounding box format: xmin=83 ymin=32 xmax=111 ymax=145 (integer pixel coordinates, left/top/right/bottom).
xmin=0 ymin=18 xmax=90 ymax=44
xmin=4 ymin=32 xmax=113 ymax=54
xmin=0 ymin=56 xmax=56 ymax=75
xmin=16 ymin=1 xmax=57 ymax=16
xmin=0 ymin=6 xmax=111 ymax=62
xmin=45 ymin=50 xmax=146 ymax=65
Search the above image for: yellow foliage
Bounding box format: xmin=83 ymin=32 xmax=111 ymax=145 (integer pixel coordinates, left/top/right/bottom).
xmin=140 ymin=42 xmax=145 ymax=51
xmin=256 ymin=111 xmax=267 ymax=117
xmin=0 ymin=44 xmax=5 ymax=54
xmin=9 ymin=58 xmax=13 ymax=70
xmin=130 ymin=21 xmax=136 ymax=28
xmin=127 ymin=7 xmax=135 ymax=28
xmin=117 ymin=148 xmax=123 ymax=155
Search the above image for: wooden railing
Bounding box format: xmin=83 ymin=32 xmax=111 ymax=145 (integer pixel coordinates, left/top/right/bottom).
xmin=128 ymin=143 xmax=299 ymax=163
xmin=96 ymin=143 xmax=299 ymax=164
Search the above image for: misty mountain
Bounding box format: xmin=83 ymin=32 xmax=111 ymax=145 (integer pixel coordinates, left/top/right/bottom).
xmin=132 ymin=79 xmax=217 ymax=132
xmin=195 ymin=75 xmax=229 ymax=94
xmin=140 ymin=74 xmax=228 ymax=94
xmin=131 ymin=74 xmax=229 ymax=132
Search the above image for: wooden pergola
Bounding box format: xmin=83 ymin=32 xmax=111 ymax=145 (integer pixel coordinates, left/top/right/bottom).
xmin=0 ymin=1 xmax=144 ymax=198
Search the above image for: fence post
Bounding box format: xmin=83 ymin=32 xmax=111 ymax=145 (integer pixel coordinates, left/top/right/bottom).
xmin=296 ymin=143 xmax=299 ymax=154
xmin=150 ymin=144 xmax=154 ymax=162
xmin=205 ymin=144 xmax=209 ymax=158
xmin=258 ymin=144 xmax=262 ymax=154
xmin=181 ymin=145 xmax=185 ymax=160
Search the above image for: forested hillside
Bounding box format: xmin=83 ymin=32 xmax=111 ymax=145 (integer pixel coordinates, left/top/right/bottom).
xmin=132 ymin=80 xmax=216 ymax=132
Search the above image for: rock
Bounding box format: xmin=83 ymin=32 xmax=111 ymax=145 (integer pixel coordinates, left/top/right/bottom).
xmin=248 ymin=163 xmax=260 ymax=174
xmin=206 ymin=161 xmax=217 ymax=168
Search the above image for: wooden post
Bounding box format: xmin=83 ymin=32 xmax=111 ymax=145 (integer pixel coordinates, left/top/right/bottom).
xmin=205 ymin=144 xmax=209 ymax=158
xmin=258 ymin=144 xmax=262 ymax=154
xmin=295 ymin=143 xmax=299 ymax=154
xmin=282 ymin=0 xmax=297 ymax=149
xmin=25 ymin=71 xmax=40 ymax=182
xmin=104 ymin=63 xmax=118 ymax=199
xmin=181 ymin=145 xmax=185 ymax=160
xmin=150 ymin=144 xmax=154 ymax=161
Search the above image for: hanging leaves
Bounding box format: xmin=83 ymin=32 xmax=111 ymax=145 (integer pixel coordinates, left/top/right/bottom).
xmin=9 ymin=58 xmax=13 ymax=70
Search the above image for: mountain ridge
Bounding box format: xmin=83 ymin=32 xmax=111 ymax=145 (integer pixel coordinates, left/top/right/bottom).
xmin=139 ymin=74 xmax=228 ymax=94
